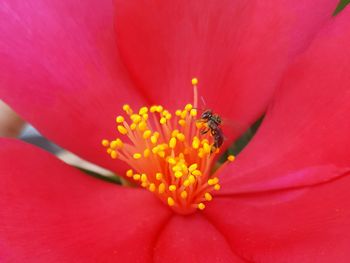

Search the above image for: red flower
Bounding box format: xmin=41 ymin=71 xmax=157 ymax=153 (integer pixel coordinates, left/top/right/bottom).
xmin=0 ymin=0 xmax=349 ymax=261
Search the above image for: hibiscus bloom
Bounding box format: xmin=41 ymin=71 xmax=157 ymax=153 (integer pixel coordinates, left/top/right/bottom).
xmin=1 ymin=0 xmax=349 ymax=262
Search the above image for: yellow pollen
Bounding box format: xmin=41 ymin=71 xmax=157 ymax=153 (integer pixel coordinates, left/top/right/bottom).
xmin=158 ymin=183 xmax=166 ymax=194
xmin=175 ymin=171 xmax=183 ymax=178
xmin=188 ymin=163 xmax=198 ymax=172
xmin=133 ymin=174 xmax=141 ymax=180
xmin=110 ymin=151 xmax=118 ymax=159
xmin=198 ymin=203 xmax=205 ymax=210
xmin=143 ymin=130 xmax=152 ymax=139
xmin=139 ymin=107 xmax=148 ymax=115
xmin=149 ymin=183 xmax=156 ymax=192
xmin=214 ymin=184 xmax=221 ymax=191
xmin=101 ymin=139 xmax=109 ymax=147
xmin=169 ymin=137 xmax=177 ymax=149
xmin=192 ymin=169 xmax=202 ymax=176
xmin=228 ymin=155 xmax=235 ymax=162
xmin=133 ymin=153 xmax=142 ymax=159
xmin=178 ymin=119 xmax=186 ymax=127
xmin=117 ymin=125 xmax=128 ymax=135
xmin=102 ymin=79 xmax=230 ymax=215
xmin=204 ymin=192 xmax=213 ymax=201
xmin=116 ymin=116 xmax=124 ymax=123
xmin=167 ymin=197 xmax=175 ymax=207
xmin=156 ymin=173 xmax=163 ymax=180
xmin=126 ymin=169 xmax=133 ymax=177
xmin=169 ymin=185 xmax=177 ymax=191
xmin=141 ymin=173 xmax=148 ymax=182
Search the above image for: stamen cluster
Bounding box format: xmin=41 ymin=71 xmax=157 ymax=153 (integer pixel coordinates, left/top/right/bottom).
xmin=102 ymin=80 xmax=234 ymax=214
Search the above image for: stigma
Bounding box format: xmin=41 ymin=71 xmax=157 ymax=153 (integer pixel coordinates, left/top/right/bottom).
xmin=101 ymin=78 xmax=235 ymax=215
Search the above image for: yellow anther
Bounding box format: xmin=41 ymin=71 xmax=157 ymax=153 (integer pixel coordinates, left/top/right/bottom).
xmin=228 ymin=155 xmax=235 ymax=162
xmin=190 ymin=109 xmax=197 ymax=117
xmin=192 ymin=169 xmax=202 ymax=176
xmin=191 ymin=77 xmax=198 ymax=85
xmin=122 ymin=104 xmax=132 ymax=114
xmin=169 ymin=185 xmax=177 ymax=192
xmin=180 ymin=191 xmax=188 ymax=199
xmin=198 ymin=150 xmax=205 ymax=158
xmin=192 ymin=137 xmax=200 ymax=149
xmin=158 ymin=183 xmax=166 ymax=194
xmin=203 ymin=143 xmax=211 ymax=154
xmin=171 ymin=129 xmax=179 ymax=137
xmin=201 ymin=139 xmax=209 ymax=145
xmin=167 ymin=197 xmax=175 ymax=207
xmin=183 ymin=179 xmax=190 ymax=187
xmin=165 ymin=113 xmax=172 ymax=120
xmin=143 ymin=148 xmax=151 ymax=158
xmin=169 ymin=137 xmax=177 ymax=149
xmin=156 ymin=173 xmax=163 ymax=180
xmin=185 ymin=104 xmax=193 ymax=111
xmin=126 ymin=169 xmax=133 ymax=177
xmin=107 ymin=148 xmax=112 ymax=154
xmin=151 ymin=135 xmax=158 ymax=144
xmin=196 ymin=121 xmax=203 ymax=129
xmin=133 ymin=153 xmax=142 ymax=159
xmin=141 ymin=173 xmax=148 ymax=182
xmin=117 ymin=124 xmax=128 ymax=134
xmin=176 ymin=133 xmax=185 ymax=142
xmin=143 ymin=130 xmax=152 ymax=139
xmin=180 ymin=110 xmax=187 ymax=119
xmin=167 ymin=157 xmax=176 ymax=165
xmin=150 ymin=105 xmax=157 ymax=112
xmin=198 ymin=203 xmax=205 ymax=210
xmin=139 ymin=106 xmax=148 ymax=115
xmin=174 ymin=171 xmax=183 ymax=178
xmin=115 ymin=139 xmax=124 ymax=148
xmin=138 ymin=121 xmax=147 ymax=131
xmin=130 ymin=114 xmax=142 ymax=124
xmin=117 ymin=125 xmax=128 ymax=135
xmin=158 ymin=151 xmax=166 ymax=158
xmin=149 ymin=183 xmax=156 ymax=192
xmin=109 ymin=140 xmax=118 ymax=149
xmin=172 ymin=165 xmax=182 ymax=172
xmin=178 ymin=119 xmax=186 ymax=127
xmin=154 ymin=132 xmax=160 ymax=138
xmin=133 ymin=174 xmax=141 ymax=181
xmin=160 ymin=117 xmax=167 ymax=124
xmin=101 ymin=139 xmax=109 ymax=147
xmin=188 ymin=175 xmax=196 ymax=184
xmin=130 ymin=123 xmax=137 ymax=130
xmin=110 ymin=150 xmax=118 ymax=159
xmin=116 ymin=116 xmax=124 ymax=123
xmin=208 ymin=177 xmax=219 ymax=186
xmin=188 ymin=163 xmax=198 ymax=172
xmin=142 ymin=113 xmax=149 ymax=121
xmin=214 ymin=184 xmax=221 ymax=191
xmin=175 ymin=110 xmax=182 ymax=116
xmin=204 ymin=192 xmax=213 ymax=201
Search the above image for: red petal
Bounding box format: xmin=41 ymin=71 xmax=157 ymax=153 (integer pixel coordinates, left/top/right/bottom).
xmin=0 ymin=139 xmax=171 ymax=262
xmin=115 ymin=0 xmax=338 ymax=141
xmin=205 ymin=173 xmax=350 ymax=262
xmin=153 ymin=214 xmax=244 ymax=262
xmin=0 ymin=0 xmax=146 ymax=173
xmin=219 ymin=7 xmax=350 ymax=194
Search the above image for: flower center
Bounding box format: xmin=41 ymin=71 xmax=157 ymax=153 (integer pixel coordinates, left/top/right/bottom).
xmin=101 ymin=78 xmax=235 ymax=215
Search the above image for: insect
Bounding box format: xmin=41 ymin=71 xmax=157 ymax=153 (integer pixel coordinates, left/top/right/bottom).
xmin=197 ymin=109 xmax=224 ymax=153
